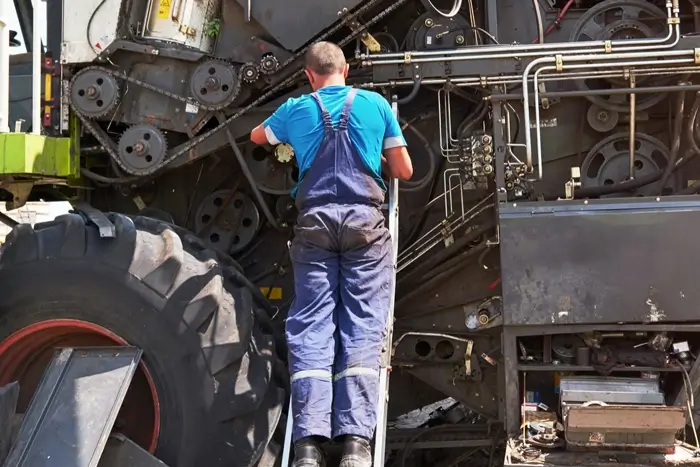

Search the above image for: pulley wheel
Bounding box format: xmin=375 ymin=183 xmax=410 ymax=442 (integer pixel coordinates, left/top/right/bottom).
xmin=117 ymin=124 xmax=168 ymax=175
xmin=580 ymin=132 xmax=675 ymax=197
xmin=190 ymin=60 xmax=239 ymax=107
xmin=245 ymin=144 xmax=297 ymax=195
xmin=70 ymin=69 xmax=120 ymax=118
xmin=569 ymin=0 xmax=669 ymax=112
xmin=586 ymin=104 xmax=619 ymax=133
xmin=194 ymin=189 xmax=261 ymax=254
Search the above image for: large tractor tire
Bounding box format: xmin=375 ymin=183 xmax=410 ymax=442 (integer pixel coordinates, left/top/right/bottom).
xmin=0 ymin=212 xmax=288 ymax=467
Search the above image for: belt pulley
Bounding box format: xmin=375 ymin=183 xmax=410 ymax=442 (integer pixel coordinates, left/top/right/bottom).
xmin=67 ymin=0 xmax=409 ymax=178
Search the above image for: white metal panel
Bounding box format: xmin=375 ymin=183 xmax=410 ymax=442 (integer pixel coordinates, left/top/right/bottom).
xmin=60 ymin=0 xmax=123 ymax=64
xmin=143 ymin=0 xmax=220 ymax=53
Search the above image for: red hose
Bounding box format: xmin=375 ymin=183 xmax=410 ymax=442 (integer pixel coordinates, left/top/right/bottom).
xmin=531 ymin=0 xmax=576 ymax=44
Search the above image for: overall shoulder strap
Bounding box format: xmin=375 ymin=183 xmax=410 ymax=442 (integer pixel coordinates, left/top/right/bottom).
xmin=309 ymin=92 xmax=333 ymax=131
xmin=338 ymin=88 xmax=359 ymax=130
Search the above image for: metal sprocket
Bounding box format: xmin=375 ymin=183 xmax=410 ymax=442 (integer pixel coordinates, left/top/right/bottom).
xmin=70 ymin=69 xmax=120 ymax=118
xmin=117 ymin=124 xmax=168 ymax=175
xmin=190 ymin=60 xmax=241 ymax=108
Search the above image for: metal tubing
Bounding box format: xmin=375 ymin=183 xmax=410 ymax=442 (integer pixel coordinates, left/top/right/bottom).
xmin=363 ymin=2 xmax=678 ymax=62
xmin=31 ymin=0 xmax=40 ymax=134
xmin=629 ymin=74 xmax=637 ymax=180
xmin=524 ymin=53 xmax=695 ymax=174
xmin=0 ymin=0 xmax=10 ymax=133
xmin=366 ymin=65 xmax=700 ymax=89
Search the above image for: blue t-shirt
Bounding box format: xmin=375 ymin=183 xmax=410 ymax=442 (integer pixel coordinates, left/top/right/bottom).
xmin=262 ymin=85 xmax=407 ymax=197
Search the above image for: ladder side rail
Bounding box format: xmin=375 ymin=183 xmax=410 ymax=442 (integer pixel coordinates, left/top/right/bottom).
xmin=372 ymin=95 xmax=400 ymax=467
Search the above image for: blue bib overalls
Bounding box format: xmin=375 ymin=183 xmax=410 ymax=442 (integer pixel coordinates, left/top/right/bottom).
xmin=286 ymin=88 xmax=394 ymax=442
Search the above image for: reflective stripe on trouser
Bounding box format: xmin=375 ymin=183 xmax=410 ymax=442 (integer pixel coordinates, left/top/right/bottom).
xmin=287 ymin=204 xmax=393 ymax=442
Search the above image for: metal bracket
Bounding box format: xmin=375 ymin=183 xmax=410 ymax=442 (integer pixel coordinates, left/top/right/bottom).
xmin=71 ymin=202 xmax=116 ymax=238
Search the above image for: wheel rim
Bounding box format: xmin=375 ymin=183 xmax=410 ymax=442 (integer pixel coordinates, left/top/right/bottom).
xmin=0 ymin=319 xmax=161 ymax=453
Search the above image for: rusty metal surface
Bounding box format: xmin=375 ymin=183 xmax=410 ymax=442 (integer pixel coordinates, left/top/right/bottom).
xmin=499 ymin=196 xmax=700 ymax=326
xmin=565 ymin=406 xmax=685 ymax=453
xmin=505 ymin=442 xmax=700 ymax=467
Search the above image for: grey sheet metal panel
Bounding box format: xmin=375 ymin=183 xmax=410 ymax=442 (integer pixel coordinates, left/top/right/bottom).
xmin=235 ymin=0 xmax=364 ymax=51
xmin=4 ymin=347 xmax=142 ymax=467
xmin=559 ymin=376 xmax=665 ymax=407
xmin=498 ymin=195 xmax=700 ymax=325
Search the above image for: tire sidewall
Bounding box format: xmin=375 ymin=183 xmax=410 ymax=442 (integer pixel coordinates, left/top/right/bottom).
xmin=0 ymin=259 xmax=214 ymax=467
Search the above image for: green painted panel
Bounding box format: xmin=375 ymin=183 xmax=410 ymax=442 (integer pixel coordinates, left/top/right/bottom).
xmin=0 ymin=133 xmax=77 ymax=178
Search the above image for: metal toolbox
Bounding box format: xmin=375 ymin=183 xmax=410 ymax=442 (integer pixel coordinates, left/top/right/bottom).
xmin=565 ymin=405 xmax=685 ymax=453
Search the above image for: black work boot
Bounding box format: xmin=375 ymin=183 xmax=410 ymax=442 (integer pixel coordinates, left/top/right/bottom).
xmin=338 ymin=435 xmax=372 ymax=467
xmin=292 ymin=437 xmax=326 ymax=467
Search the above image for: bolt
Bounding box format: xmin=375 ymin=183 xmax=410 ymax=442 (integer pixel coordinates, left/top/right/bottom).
xmin=455 ymin=35 xmax=465 ymax=45
xmin=597 ymin=110 xmax=609 ymax=122
xmin=425 ymin=18 xmax=434 ymax=27
xmin=86 ymin=86 xmax=98 ymax=98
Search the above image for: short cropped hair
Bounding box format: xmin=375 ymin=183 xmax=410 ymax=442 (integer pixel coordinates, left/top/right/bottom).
xmin=304 ymin=42 xmax=347 ymax=76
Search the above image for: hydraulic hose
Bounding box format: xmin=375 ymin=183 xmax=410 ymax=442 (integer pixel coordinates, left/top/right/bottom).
xmin=396 ymin=241 xmax=488 ymax=310
xmin=397 ymin=76 xmax=422 ymax=105
xmin=658 ymin=81 xmax=690 ymax=194
xmin=399 ymin=118 xmax=437 ymax=192
xmin=398 ymin=221 xmax=494 ymax=289
xmin=80 ymin=168 xmax=142 ymax=185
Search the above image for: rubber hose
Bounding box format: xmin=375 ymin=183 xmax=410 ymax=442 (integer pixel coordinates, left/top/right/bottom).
xmin=80 ymin=168 xmax=141 ymax=185
xmin=396 ymin=242 xmax=488 ymax=310
xmin=398 ymin=221 xmax=494 ymax=288
xmin=399 ymin=119 xmax=437 ymax=192
xmin=457 ymin=102 xmax=488 ymax=139
xmin=658 ymin=81 xmax=690 ymax=193
xmin=398 ymin=76 xmax=422 ymax=105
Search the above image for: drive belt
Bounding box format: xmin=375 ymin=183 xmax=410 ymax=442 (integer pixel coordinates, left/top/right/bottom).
xmin=69 ymin=0 xmax=408 ymax=177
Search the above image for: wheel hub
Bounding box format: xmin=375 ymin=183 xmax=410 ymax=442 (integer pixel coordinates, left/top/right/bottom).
xmin=0 ymin=319 xmax=161 ymax=453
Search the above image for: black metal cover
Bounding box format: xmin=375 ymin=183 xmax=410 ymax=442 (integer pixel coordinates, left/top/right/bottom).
xmin=499 ymin=196 xmax=700 ymax=326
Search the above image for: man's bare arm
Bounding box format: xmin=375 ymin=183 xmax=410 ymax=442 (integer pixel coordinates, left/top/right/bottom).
xmin=382 ymin=146 xmax=413 ymax=181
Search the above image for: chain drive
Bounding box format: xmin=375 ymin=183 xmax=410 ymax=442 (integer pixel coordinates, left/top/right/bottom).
xmin=69 ymin=0 xmax=408 ymax=177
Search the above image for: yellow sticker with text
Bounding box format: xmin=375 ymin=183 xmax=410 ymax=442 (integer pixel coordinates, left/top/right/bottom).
xmin=157 ymin=0 xmax=171 ymax=19
xmin=260 ymin=287 xmax=283 ymax=300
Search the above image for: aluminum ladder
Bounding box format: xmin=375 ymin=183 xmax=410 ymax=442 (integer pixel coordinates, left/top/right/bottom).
xmin=280 ymin=94 xmax=400 ymax=466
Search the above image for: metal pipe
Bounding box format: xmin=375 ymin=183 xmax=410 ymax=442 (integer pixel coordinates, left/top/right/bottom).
xmin=366 ymin=65 xmax=700 ymax=89
xmin=363 ymin=2 xmax=678 ymax=62
xmin=629 ymin=74 xmax=637 ymax=180
xmin=0 ymin=0 xmax=10 ymax=133
xmin=31 ymin=0 xmax=41 ymax=134
xmin=524 ymin=54 xmax=695 ymax=173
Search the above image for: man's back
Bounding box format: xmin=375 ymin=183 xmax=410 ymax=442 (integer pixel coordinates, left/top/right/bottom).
xmin=263 ymin=85 xmax=403 ymax=192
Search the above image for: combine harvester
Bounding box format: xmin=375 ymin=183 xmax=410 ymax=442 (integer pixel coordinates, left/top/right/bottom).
xmin=2 ymin=0 xmax=700 ymax=466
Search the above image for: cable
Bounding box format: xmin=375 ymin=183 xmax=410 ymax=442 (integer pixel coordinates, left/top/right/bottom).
xmin=421 ymin=0 xmax=463 ymax=19
xmin=86 ymin=0 xmax=108 ymax=56
xmin=658 ymin=85 xmax=689 ymax=194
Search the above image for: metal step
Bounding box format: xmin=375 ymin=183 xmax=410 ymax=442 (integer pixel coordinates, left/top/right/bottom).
xmin=97 ymin=434 xmax=168 ymax=467
xmin=3 ymin=346 xmax=142 ymax=467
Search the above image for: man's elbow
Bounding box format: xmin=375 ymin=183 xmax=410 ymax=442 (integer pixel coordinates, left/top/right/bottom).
xmin=250 ymin=124 xmax=268 ymax=145
xmin=384 ymin=146 xmax=413 ymax=181
xmin=395 ymin=165 xmax=413 ymax=181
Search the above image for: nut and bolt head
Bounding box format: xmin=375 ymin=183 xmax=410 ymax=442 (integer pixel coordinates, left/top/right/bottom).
xmin=425 ymin=18 xmax=434 ymax=27
xmin=455 ymin=35 xmax=465 ymax=44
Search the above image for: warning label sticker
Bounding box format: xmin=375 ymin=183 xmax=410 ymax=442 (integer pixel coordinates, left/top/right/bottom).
xmin=157 ymin=0 xmax=171 ymax=19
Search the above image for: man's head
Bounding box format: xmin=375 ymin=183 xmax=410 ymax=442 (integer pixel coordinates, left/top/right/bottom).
xmin=304 ymin=42 xmax=349 ymax=90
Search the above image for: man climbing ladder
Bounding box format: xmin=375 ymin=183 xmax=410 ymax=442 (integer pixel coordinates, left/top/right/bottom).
xmin=250 ymin=41 xmax=413 ymax=467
